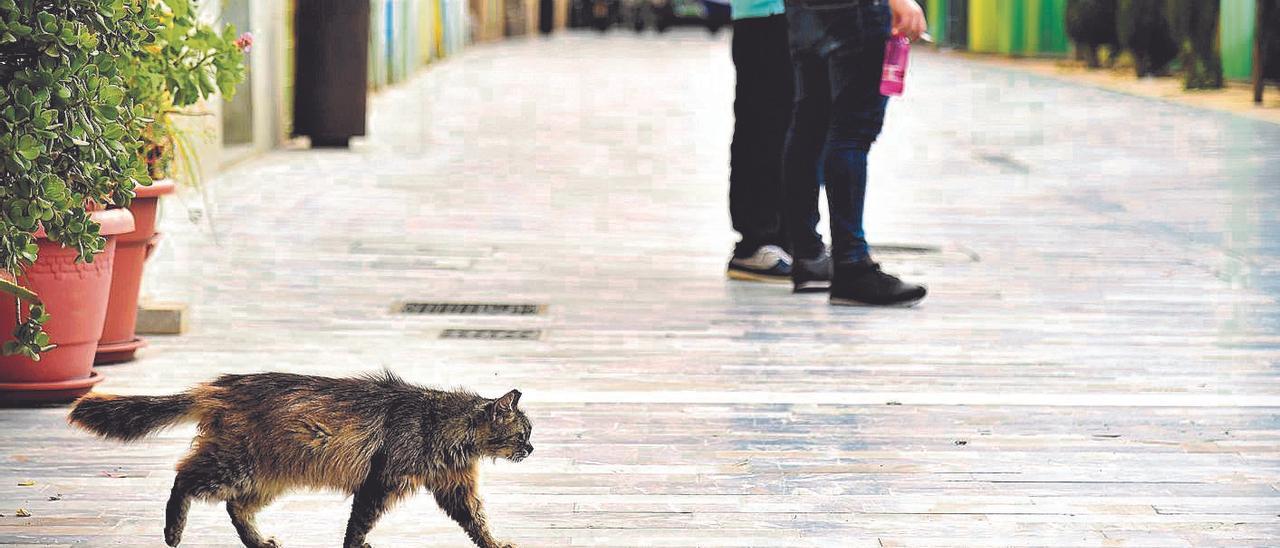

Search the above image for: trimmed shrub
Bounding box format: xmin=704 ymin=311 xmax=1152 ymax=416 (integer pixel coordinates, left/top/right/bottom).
xmin=1118 ymin=0 xmax=1178 ymax=77
xmin=1168 ymin=0 xmax=1222 ymax=89
xmin=1066 ymin=0 xmax=1120 ymax=68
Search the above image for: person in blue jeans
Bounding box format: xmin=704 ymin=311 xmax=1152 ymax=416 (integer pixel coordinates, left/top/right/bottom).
xmin=782 ymin=0 xmax=928 ymax=305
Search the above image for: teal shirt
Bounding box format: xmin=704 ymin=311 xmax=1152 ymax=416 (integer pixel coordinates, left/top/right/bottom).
xmin=730 ymin=0 xmax=784 ymax=20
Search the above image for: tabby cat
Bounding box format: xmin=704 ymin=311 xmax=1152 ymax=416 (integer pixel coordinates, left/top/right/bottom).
xmin=69 ymin=372 xmax=532 ymax=548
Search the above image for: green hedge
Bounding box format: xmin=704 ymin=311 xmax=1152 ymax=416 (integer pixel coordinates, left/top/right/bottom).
xmin=1168 ymin=0 xmax=1222 ymax=89
xmin=1066 ymin=0 xmax=1119 ymax=67
xmin=1117 ymin=0 xmax=1178 ymax=77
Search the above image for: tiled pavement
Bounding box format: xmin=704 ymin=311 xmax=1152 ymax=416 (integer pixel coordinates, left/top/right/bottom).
xmin=3 ymin=31 xmax=1280 ymax=546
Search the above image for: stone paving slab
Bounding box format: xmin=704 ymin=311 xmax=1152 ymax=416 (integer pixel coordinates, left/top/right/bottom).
xmin=3 ymin=31 xmax=1280 ymax=546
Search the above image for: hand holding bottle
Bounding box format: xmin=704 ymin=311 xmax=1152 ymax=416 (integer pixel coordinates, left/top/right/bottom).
xmin=888 ymin=0 xmax=927 ymax=42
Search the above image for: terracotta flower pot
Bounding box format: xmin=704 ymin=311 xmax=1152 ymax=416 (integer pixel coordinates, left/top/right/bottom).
xmin=96 ymin=179 xmax=176 ymax=364
xmin=0 ymin=208 xmax=135 ymax=405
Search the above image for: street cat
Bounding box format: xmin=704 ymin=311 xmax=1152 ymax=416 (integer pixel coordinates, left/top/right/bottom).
xmin=69 ymin=372 xmax=532 ymax=548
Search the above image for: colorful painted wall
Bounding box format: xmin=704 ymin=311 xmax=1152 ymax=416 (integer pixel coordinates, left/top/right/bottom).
xmin=941 ymin=0 xmax=1260 ymax=81
xmin=369 ymin=0 xmax=431 ymax=88
xmin=965 ymin=0 xmax=1067 ymax=56
xmin=364 ymin=0 xmax=569 ymax=81
xmin=364 ymin=0 xmax=483 ymax=89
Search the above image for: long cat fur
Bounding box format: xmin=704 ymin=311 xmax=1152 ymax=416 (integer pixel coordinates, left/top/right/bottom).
xmin=68 ymin=371 xmax=532 ymax=548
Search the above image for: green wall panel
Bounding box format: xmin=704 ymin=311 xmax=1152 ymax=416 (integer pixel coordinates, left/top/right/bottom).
xmin=997 ymin=1 xmax=1014 ymax=53
xmin=1038 ymin=0 xmax=1068 ymax=54
xmin=1220 ymin=0 xmax=1256 ymax=80
xmin=968 ymin=0 xmax=1001 ymax=52
xmin=928 ymin=0 xmax=949 ymax=44
xmin=1010 ymin=0 xmax=1028 ymax=54
xmin=969 ymin=0 xmax=1068 ymax=56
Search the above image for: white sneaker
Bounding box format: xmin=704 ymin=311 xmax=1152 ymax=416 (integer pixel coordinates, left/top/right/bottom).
xmin=727 ymin=245 xmax=793 ymax=283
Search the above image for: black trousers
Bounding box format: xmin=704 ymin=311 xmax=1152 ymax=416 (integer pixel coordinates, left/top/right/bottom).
xmin=729 ymin=14 xmax=794 ymax=258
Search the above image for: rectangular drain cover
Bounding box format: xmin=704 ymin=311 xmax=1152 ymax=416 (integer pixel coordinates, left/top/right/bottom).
xmin=397 ymin=302 xmax=545 ymax=316
xmin=440 ymin=329 xmax=542 ymax=340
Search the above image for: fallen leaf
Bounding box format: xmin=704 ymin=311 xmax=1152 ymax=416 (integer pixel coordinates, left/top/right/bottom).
xmin=47 ymin=494 xmax=62 ymax=501
xmin=16 ymin=480 xmax=34 ymax=486
xmin=954 ymin=440 xmax=969 ymax=446
xmin=15 ymin=508 xmax=30 ymax=517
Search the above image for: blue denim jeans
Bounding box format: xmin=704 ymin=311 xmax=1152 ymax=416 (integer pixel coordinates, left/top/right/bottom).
xmin=782 ymin=0 xmax=891 ymax=264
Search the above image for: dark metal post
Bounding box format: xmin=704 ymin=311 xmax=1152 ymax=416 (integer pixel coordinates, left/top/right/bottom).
xmin=293 ymin=0 xmax=371 ymax=148
xmin=1256 ymin=0 xmax=1265 ymax=104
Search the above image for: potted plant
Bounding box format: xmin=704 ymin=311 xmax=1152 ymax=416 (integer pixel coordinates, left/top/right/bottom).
xmin=0 ymin=0 xmax=152 ymax=404
xmin=96 ymin=0 xmax=248 ymax=364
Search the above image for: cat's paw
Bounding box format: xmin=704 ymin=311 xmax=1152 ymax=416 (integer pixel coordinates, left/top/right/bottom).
xmin=163 ymin=526 xmax=182 ymax=547
xmin=494 ymin=542 xmax=518 ymax=548
xmin=255 ymin=538 xmax=282 ymax=548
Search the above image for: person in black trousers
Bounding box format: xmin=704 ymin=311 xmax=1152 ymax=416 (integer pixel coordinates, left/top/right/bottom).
xmin=727 ymin=6 xmax=825 ymax=286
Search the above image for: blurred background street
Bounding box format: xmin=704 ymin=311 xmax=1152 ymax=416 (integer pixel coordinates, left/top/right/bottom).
xmin=3 ymin=26 xmax=1279 ymax=545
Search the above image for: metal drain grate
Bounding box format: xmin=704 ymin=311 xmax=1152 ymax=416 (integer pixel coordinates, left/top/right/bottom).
xmin=397 ymin=303 xmax=546 ymax=315
xmin=440 ymin=329 xmax=542 ymax=340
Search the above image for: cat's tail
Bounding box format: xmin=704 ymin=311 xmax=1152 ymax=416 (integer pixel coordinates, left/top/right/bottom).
xmin=68 ymin=391 xmax=199 ymax=442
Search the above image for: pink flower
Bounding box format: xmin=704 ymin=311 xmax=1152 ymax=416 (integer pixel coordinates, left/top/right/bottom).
xmin=234 ymin=32 xmax=253 ymax=53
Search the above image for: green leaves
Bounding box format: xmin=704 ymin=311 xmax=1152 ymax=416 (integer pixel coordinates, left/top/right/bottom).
xmin=0 ymin=279 xmax=39 ymax=304
xmin=78 ymin=30 xmax=98 ymax=49
xmin=97 ymin=84 xmax=123 ymax=104
xmin=122 ymin=0 xmax=245 ymax=187
xmin=35 ymin=12 xmax=56 ymax=32
xmin=2 ymin=304 xmax=55 ymax=360
xmin=31 ymin=109 xmax=53 ymax=131
xmin=41 ymin=175 xmax=66 ymax=202
xmin=0 ymin=0 xmax=245 ymax=361
xmin=15 ymin=135 xmax=40 ymax=160
xmin=131 ymin=10 xmax=247 ymax=110
xmin=0 ymin=0 xmax=154 ymax=360
xmin=6 ymin=21 xmax=31 ymax=39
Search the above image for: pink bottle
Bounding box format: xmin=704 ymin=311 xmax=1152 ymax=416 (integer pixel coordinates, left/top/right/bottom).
xmin=880 ymin=34 xmax=911 ymax=97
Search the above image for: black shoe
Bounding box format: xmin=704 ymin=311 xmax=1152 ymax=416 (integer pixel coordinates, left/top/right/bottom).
xmin=792 ymin=250 xmax=832 ymax=293
xmin=727 ymin=245 xmax=792 ymax=283
xmin=829 ymin=259 xmax=927 ymax=307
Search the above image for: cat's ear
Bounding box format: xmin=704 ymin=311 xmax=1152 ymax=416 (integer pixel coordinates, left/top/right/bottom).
xmin=489 ymin=389 xmax=522 ymax=420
